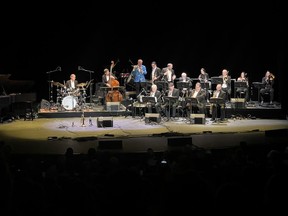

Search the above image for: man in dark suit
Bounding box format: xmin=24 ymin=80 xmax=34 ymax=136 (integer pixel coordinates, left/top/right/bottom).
xmin=65 ymin=73 xmax=78 ymax=90
xmin=162 ymin=82 xmax=179 ymax=120
xmin=151 ymin=61 xmax=162 ymax=84
xmin=146 ymin=84 xmax=162 ymax=113
xmin=186 ymin=82 xmax=207 ymax=116
xmin=210 ymin=84 xmax=227 ymax=121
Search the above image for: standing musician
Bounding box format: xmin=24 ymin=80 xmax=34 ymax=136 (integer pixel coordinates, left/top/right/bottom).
xmin=102 ymin=68 xmax=116 ymax=87
xmin=186 ymin=82 xmax=207 ymax=116
xmin=151 ymin=61 xmax=162 ymax=84
xmin=146 ymin=84 xmax=162 ymax=113
xmin=219 ymin=69 xmax=231 ymax=101
xmin=161 ymin=63 xmax=176 ymax=84
xmin=131 ymin=59 xmax=147 ymax=96
xmin=236 ymin=71 xmax=249 ymax=102
xmin=260 ymin=70 xmax=274 ymax=105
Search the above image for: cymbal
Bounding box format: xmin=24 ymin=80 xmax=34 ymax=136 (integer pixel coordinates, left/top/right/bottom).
xmin=76 ymin=82 xmax=87 ymax=87
xmin=53 ymin=82 xmax=65 ymax=88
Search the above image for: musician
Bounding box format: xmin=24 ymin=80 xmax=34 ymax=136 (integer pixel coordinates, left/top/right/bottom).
xmin=186 ymin=82 xmax=207 ymax=116
xmin=65 ymin=73 xmax=78 ymax=91
xmin=236 ymin=71 xmax=249 ymax=102
xmin=150 ymin=61 xmax=162 ymax=84
xmin=102 ymin=68 xmax=116 ymax=87
xmin=161 ymin=63 xmax=176 ymax=83
xmin=219 ymin=69 xmax=231 ymax=101
xmin=131 ymin=59 xmax=147 ymax=96
xmin=198 ymin=67 xmax=210 ymax=83
xmin=178 ymin=72 xmax=192 ymax=98
xmin=210 ymin=84 xmax=226 ymax=121
xmin=162 ymin=82 xmax=179 ymax=119
xmin=146 ymin=84 xmax=162 ymax=113
xmin=260 ymin=70 xmax=274 ymax=105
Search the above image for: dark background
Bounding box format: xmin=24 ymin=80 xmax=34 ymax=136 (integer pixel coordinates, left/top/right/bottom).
xmin=1 ymin=2 xmax=287 ymax=111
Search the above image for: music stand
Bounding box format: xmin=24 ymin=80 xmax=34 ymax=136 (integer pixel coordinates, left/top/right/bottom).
xmin=176 ymin=81 xmax=190 ymax=90
xmin=234 ymin=81 xmax=248 ymax=98
xmin=163 ymin=96 xmax=178 ymax=120
xmin=209 ymin=97 xmax=225 ymax=123
xmin=185 ymin=97 xmax=198 ymax=116
xmin=154 ymin=80 xmax=168 ymax=92
xmin=252 ymin=82 xmax=265 ymax=102
xmin=200 ymin=82 xmax=210 ymax=90
xmin=211 ymin=77 xmax=223 ymax=84
xmin=142 ymin=96 xmax=157 ymax=103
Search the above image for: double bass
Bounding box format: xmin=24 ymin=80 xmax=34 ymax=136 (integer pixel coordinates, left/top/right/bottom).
xmin=105 ymin=61 xmax=123 ymax=102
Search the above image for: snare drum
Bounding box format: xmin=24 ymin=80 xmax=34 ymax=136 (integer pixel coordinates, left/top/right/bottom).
xmin=62 ymin=96 xmax=78 ymax=110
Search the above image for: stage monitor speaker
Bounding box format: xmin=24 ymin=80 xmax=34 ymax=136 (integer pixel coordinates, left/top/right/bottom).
xmin=98 ymin=140 xmax=123 ymax=150
xmin=231 ymin=98 xmax=245 ymax=108
xmin=167 ymin=137 xmax=193 ymax=147
xmin=97 ymin=117 xmax=113 ymax=127
xmin=106 ymin=102 xmax=120 ymax=111
xmin=190 ymin=114 xmax=205 ymax=124
xmin=145 ymin=113 xmax=161 ymax=124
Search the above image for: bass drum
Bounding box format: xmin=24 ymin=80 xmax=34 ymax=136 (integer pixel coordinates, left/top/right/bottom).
xmin=62 ymin=96 xmax=78 ymax=110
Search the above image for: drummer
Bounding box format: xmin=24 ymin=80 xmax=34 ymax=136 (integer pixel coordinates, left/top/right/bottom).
xmin=65 ymin=73 xmax=78 ymax=91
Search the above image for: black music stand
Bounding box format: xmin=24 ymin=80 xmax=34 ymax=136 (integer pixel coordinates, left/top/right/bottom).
xmin=176 ymin=81 xmax=190 ymax=90
xmin=252 ymin=82 xmax=265 ymax=103
xmin=234 ymin=81 xmax=248 ymax=98
xmin=209 ymin=97 xmax=225 ymax=123
xmin=142 ymin=96 xmax=157 ymax=103
xmin=211 ymin=77 xmax=223 ymax=84
xmin=185 ymin=97 xmax=198 ymax=116
xmin=154 ymin=80 xmax=168 ymax=92
xmin=200 ymin=82 xmax=210 ymax=90
xmin=163 ymin=96 xmax=178 ymax=120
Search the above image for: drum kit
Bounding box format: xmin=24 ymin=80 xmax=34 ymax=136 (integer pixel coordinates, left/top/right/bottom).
xmin=52 ymin=81 xmax=89 ymax=111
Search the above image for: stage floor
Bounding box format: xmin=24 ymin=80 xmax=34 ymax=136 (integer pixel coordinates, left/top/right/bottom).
xmin=1 ymin=115 xmax=287 ymax=155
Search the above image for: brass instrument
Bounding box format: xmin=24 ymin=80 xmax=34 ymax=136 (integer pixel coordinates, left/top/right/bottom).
xmin=269 ymin=73 xmax=275 ymax=80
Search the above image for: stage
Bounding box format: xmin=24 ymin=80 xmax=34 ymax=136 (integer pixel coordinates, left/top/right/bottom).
xmin=1 ymin=114 xmax=287 ymax=155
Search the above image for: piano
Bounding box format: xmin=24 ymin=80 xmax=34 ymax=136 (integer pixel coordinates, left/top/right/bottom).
xmin=0 ymin=74 xmax=37 ymax=116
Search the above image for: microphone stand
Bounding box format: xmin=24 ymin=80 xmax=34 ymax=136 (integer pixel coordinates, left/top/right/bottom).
xmin=46 ymin=67 xmax=61 ymax=104
xmin=79 ymin=66 xmax=94 ymax=106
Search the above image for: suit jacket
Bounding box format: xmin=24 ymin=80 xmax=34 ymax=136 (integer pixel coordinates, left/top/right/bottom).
xmin=219 ymin=75 xmax=231 ymax=94
xmin=212 ymin=90 xmax=226 ymax=104
xmin=189 ymin=89 xmax=206 ymax=104
xmin=149 ymin=90 xmax=162 ymax=103
xmin=132 ymin=65 xmax=147 ymax=82
xmin=65 ymin=80 xmax=78 ymax=89
xmin=151 ymin=67 xmax=162 ymax=81
xmin=161 ymin=67 xmax=175 ymax=82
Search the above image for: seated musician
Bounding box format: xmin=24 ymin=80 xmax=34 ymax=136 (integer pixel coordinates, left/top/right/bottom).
xmin=65 ymin=73 xmax=78 ymax=91
xmin=161 ymin=82 xmax=179 ymax=119
xmin=186 ymin=82 xmax=207 ymax=116
xmin=178 ymin=72 xmax=192 ymax=98
xmin=260 ymin=70 xmax=274 ymax=105
xmin=219 ymin=69 xmax=231 ymax=101
xmin=210 ymin=84 xmax=227 ymax=121
xmin=146 ymin=84 xmax=162 ymax=113
xmin=236 ymin=71 xmax=249 ymax=102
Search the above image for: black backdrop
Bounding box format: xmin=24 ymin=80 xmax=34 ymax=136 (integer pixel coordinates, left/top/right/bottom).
xmin=1 ymin=2 xmax=287 ymax=112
